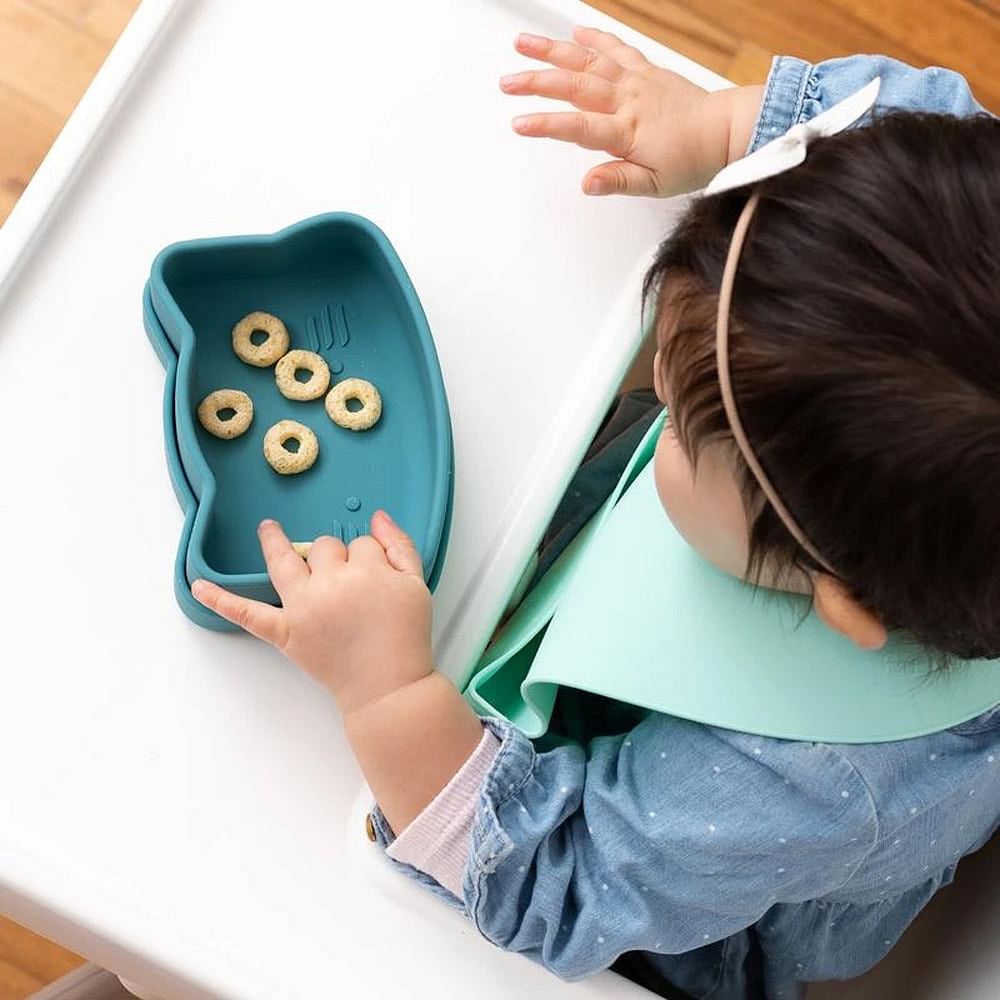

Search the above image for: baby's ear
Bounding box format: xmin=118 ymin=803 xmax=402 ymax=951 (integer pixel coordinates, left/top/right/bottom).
xmin=653 ymin=349 xmax=666 ymax=404
xmin=813 ymin=575 xmax=888 ymax=651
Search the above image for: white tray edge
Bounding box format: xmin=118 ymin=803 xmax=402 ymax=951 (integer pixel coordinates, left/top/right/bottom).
xmin=0 ymin=0 xmax=187 ymax=304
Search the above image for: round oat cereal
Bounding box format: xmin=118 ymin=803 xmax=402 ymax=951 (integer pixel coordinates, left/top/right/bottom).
xmin=325 ymin=378 xmax=382 ymax=431
xmin=197 ymin=389 xmax=254 ymax=439
xmin=232 ymin=311 xmax=290 ymax=367
xmin=275 ymin=350 xmax=331 ymax=401
xmin=263 ymin=420 xmax=319 ymax=475
xmin=292 ymin=542 xmax=312 ymax=559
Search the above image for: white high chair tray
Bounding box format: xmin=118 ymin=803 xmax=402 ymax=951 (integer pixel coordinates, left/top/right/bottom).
xmin=0 ymin=0 xmax=720 ymax=997
xmin=3 ymin=3 xmax=1000 ymax=999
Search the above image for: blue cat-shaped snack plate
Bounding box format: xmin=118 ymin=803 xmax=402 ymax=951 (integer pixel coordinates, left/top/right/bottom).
xmin=145 ymin=214 xmax=453 ymax=630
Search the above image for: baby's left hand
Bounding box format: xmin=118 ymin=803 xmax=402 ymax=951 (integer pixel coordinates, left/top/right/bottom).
xmin=192 ymin=512 xmax=435 ymax=716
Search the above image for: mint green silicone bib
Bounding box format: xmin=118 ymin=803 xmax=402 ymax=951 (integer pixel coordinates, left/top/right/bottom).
xmin=465 ymin=411 xmax=1000 ymax=743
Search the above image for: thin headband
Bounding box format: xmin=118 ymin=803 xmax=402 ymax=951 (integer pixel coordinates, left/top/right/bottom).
xmin=715 ymin=192 xmax=838 ymax=576
xmin=704 ymin=80 xmax=882 ymax=576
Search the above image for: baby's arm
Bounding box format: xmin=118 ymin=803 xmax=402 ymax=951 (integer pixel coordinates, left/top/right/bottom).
xmin=501 ymin=27 xmax=764 ymax=197
xmin=192 ymin=515 xmax=486 ymax=837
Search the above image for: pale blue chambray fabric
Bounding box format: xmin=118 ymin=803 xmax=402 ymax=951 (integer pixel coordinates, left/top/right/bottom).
xmin=370 ymin=56 xmax=997 ymax=1000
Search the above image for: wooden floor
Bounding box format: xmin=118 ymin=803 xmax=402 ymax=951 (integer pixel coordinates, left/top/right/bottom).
xmin=1 ymin=0 xmax=999 ymax=996
xmin=0 ymin=917 xmax=84 ymax=998
xmin=587 ymin=0 xmax=1000 ymax=109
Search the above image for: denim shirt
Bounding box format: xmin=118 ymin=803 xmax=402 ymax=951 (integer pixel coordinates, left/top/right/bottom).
xmin=371 ymin=55 xmax=996 ymax=1000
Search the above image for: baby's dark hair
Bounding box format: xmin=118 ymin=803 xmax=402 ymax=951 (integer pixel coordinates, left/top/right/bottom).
xmin=643 ymin=111 xmax=1000 ymax=660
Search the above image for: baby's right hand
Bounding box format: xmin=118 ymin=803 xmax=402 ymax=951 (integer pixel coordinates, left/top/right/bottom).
xmin=501 ymin=26 xmax=731 ymax=198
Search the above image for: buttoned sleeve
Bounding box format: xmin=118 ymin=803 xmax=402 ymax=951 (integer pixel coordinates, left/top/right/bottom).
xmin=749 ymin=54 xmax=991 ymax=155
xmin=372 ymin=712 xmax=878 ymax=981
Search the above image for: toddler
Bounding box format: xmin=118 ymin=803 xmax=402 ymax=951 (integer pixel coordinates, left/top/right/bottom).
xmin=194 ymin=28 xmax=1000 ymax=1000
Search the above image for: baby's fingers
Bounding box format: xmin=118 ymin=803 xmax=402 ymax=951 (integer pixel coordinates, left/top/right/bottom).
xmin=583 ymin=159 xmax=659 ymax=197
xmin=192 ymin=580 xmax=287 ymax=645
xmin=513 ymin=111 xmax=631 ymax=156
xmin=514 ymin=32 xmax=624 ymax=81
xmin=371 ymin=510 xmax=424 ymax=577
xmin=500 ymin=68 xmax=617 ymax=114
xmin=258 ymin=519 xmax=309 ymax=599
xmin=572 ymin=26 xmax=649 ymax=71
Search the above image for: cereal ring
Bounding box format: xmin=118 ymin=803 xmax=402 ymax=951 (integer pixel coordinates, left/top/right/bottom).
xmin=292 ymin=542 xmax=312 ymax=559
xmin=325 ymin=378 xmax=382 ymax=431
xmin=232 ymin=311 xmax=290 ymax=367
xmin=197 ymin=389 xmax=254 ymax=439
xmin=263 ymin=420 xmax=319 ymax=475
xmin=275 ymin=350 xmax=331 ymax=401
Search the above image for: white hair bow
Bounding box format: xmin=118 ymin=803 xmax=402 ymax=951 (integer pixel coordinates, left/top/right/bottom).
xmin=704 ymin=77 xmax=882 ymax=196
